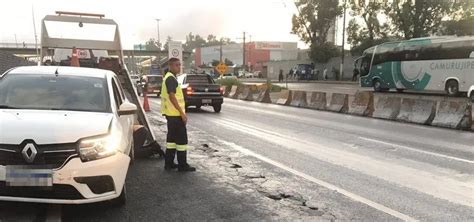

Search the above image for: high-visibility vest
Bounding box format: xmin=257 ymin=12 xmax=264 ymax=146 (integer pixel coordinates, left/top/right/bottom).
xmin=161 ymin=72 xmax=185 ymax=116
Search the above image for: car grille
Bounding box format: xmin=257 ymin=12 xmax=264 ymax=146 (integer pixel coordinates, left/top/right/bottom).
xmin=0 ymin=181 xmax=84 ymax=200
xmin=0 ymin=142 xmax=78 ymax=169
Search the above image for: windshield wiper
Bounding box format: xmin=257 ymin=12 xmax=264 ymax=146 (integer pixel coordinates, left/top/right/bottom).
xmin=0 ymin=105 xmax=19 ymax=109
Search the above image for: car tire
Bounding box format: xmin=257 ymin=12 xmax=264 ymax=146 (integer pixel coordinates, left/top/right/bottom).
xmin=110 ymin=184 xmax=127 ymax=206
xmin=396 ymin=88 xmax=404 ymax=93
xmin=196 ymin=105 xmax=202 ymax=109
xmin=213 ymin=105 xmax=222 ymax=113
xmin=470 ymin=92 xmax=474 ymax=102
xmin=129 ymin=138 xmax=135 ymax=165
xmin=373 ymin=79 xmax=383 ymax=92
xmin=445 ymin=80 xmax=459 ymax=96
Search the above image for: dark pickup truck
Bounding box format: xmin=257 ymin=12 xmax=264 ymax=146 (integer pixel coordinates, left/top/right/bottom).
xmin=177 ymin=74 xmax=224 ymax=113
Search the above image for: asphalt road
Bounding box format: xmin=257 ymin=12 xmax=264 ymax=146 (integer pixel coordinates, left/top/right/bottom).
xmin=147 ymin=97 xmax=474 ymax=221
xmin=1 ymin=95 xmax=472 ymax=221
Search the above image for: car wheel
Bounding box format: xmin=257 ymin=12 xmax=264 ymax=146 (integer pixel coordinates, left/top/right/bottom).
xmin=373 ymin=79 xmax=383 ymax=92
xmin=110 ymin=184 xmax=127 ymax=206
xmin=213 ymin=105 xmax=222 ymax=113
xmin=470 ymin=92 xmax=474 ymax=102
xmin=445 ymin=80 xmax=459 ymax=96
xmin=396 ymin=88 xmax=404 ymax=93
xmin=196 ymin=105 xmax=202 ymax=109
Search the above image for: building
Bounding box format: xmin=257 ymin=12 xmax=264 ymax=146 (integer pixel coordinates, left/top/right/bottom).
xmin=194 ymin=41 xmax=298 ymax=74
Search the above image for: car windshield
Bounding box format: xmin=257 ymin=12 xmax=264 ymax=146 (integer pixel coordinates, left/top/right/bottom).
xmin=148 ymin=76 xmax=162 ymax=83
xmin=186 ymin=75 xmax=213 ymax=84
xmin=0 ymin=74 xmax=109 ymax=112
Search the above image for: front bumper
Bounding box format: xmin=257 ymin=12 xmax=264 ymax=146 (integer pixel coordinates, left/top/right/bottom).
xmin=0 ymin=153 xmax=130 ymax=204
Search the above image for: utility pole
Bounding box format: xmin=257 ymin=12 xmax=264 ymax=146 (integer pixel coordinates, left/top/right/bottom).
xmin=32 ymin=6 xmax=40 ymax=65
xmin=219 ymin=40 xmax=223 ymax=62
xmin=155 ymin=19 xmax=162 ymax=74
xmin=249 ymin=35 xmax=252 ymax=72
xmin=340 ymin=0 xmax=347 ymax=81
xmin=155 ymin=19 xmax=161 ymax=48
xmin=242 ymin=32 xmax=246 ymax=71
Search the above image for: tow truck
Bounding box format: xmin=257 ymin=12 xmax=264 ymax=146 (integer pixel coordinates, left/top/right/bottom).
xmin=40 ymin=11 xmax=162 ymax=154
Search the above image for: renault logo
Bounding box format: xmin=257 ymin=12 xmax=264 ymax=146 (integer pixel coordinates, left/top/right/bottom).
xmin=22 ymin=143 xmax=37 ymax=163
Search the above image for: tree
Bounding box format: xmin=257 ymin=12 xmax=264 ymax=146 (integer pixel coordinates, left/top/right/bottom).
xmin=440 ymin=0 xmax=474 ymax=36
xmin=347 ymin=0 xmax=393 ymax=55
xmin=163 ymin=36 xmax=173 ymax=51
xmin=347 ymin=19 xmax=368 ymax=51
xmin=220 ymin=37 xmax=234 ymax=45
xmin=385 ymin=0 xmax=456 ymax=39
xmin=211 ymin=59 xmax=220 ymax=67
xmin=184 ymin=32 xmax=207 ymax=51
xmin=224 ymin=58 xmax=234 ymax=66
xmin=183 ymin=33 xmax=236 ymax=51
xmin=206 ymin=35 xmax=221 ymax=46
xmin=309 ymin=42 xmax=340 ymax=64
xmin=292 ymin=0 xmax=342 ymax=63
xmin=145 ymin=38 xmax=160 ymax=51
xmin=442 ymin=17 xmax=474 ymax=36
xmin=349 ymin=0 xmax=388 ymax=41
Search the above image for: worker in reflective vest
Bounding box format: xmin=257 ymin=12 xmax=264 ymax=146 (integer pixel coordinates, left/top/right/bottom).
xmin=161 ymin=58 xmax=196 ymax=172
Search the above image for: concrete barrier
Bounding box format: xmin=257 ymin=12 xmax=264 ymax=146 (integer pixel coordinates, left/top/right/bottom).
xmin=238 ymin=86 xmax=254 ymax=101
xmin=229 ymin=85 xmax=243 ymax=99
xmin=307 ymin=92 xmax=327 ymax=110
xmin=276 ymin=90 xmax=292 ymax=105
xmin=348 ymin=91 xmax=374 ymax=116
xmin=431 ymin=101 xmax=472 ymax=129
xmin=290 ymin=91 xmax=308 ymax=107
xmin=224 ymin=85 xmax=231 ymax=97
xmin=327 ymin=93 xmax=349 ymax=113
xmin=373 ymin=95 xmax=402 ymax=120
xmin=397 ymin=98 xmax=436 ymax=125
xmin=256 ymin=86 xmax=272 ymax=103
xmin=228 ymin=85 xmax=238 ymax=98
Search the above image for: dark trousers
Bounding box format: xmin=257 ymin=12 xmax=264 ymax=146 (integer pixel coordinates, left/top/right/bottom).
xmin=166 ymin=116 xmax=188 ymax=150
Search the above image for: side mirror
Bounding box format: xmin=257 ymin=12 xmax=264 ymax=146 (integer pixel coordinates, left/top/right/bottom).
xmin=118 ymin=102 xmax=137 ymax=116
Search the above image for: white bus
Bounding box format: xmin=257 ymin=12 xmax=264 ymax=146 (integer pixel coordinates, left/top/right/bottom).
xmin=356 ymin=36 xmax=474 ymax=96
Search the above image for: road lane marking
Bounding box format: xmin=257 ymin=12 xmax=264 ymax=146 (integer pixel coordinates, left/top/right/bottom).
xmin=213 ymin=118 xmax=474 ymax=208
xmin=223 ymin=101 xmax=474 ymax=154
xmin=218 ymin=139 xmax=417 ymax=221
xmin=358 ymin=137 xmax=474 ymax=164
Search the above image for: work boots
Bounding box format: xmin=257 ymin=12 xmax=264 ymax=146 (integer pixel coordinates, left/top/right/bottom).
xmin=177 ymin=151 xmax=196 ymax=172
xmin=164 ymin=149 xmax=178 ymax=170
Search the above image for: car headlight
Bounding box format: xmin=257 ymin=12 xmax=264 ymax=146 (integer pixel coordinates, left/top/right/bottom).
xmin=78 ymin=134 xmax=119 ymax=162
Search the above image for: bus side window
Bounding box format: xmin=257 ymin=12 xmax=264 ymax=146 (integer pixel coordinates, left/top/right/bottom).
xmin=360 ymin=57 xmax=371 ymax=77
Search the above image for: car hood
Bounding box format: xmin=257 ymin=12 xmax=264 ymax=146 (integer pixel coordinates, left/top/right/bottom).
xmin=0 ymin=109 xmax=113 ymax=144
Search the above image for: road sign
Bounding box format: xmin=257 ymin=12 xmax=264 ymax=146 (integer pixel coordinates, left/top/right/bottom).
xmin=216 ymin=62 xmax=228 ymax=75
xmin=168 ymin=41 xmax=183 ymax=73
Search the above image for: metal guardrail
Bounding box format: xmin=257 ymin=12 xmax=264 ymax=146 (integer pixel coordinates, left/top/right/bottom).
xmin=0 ymin=43 xmax=37 ymax=49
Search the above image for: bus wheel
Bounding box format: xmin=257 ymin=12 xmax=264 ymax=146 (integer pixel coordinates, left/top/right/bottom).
xmin=396 ymin=89 xmax=404 ymax=93
xmin=445 ymin=80 xmax=459 ymax=96
xmin=373 ymin=79 xmax=383 ymax=92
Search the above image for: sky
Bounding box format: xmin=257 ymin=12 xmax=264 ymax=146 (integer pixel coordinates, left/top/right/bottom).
xmin=0 ymin=0 xmax=349 ymax=50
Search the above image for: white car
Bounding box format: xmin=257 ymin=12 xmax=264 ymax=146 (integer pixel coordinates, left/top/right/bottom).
xmin=218 ymin=73 xmax=237 ymax=81
xmin=0 ymin=66 xmax=137 ymax=205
